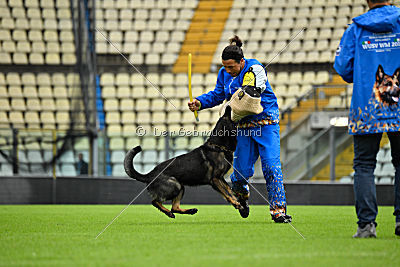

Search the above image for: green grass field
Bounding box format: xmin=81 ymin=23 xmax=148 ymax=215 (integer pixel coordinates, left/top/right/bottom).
xmin=0 ymin=205 xmax=399 ymax=266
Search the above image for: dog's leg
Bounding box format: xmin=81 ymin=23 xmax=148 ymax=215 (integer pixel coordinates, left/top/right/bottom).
xmin=151 ymin=200 xmax=175 ymax=218
xmin=211 ymin=178 xmax=241 ymax=209
xmin=171 ymin=188 xmax=198 ymax=215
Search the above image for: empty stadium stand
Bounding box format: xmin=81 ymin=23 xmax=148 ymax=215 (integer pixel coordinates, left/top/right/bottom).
xmin=0 ymin=0 xmax=76 ymax=65
xmin=1 ymin=0 xmax=398 ymax=180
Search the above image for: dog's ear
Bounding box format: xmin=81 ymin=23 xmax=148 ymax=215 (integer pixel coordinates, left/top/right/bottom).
xmin=223 ymin=105 xmax=232 ymax=117
xmin=376 ymin=65 xmax=385 ymax=83
xmin=393 ymin=67 xmax=400 ymax=82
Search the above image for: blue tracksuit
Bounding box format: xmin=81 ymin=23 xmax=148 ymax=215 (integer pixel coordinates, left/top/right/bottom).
xmin=196 ymin=58 xmax=287 ymax=210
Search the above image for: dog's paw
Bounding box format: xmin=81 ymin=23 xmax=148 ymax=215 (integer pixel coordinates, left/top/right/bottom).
xmin=233 ymin=202 xmax=241 ymax=209
xmin=167 ymin=212 xmax=175 ymax=219
xmin=186 ymin=208 xmax=198 ymax=215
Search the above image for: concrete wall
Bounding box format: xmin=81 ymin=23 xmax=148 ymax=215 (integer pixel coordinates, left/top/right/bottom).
xmin=0 ymin=176 xmax=395 ymax=206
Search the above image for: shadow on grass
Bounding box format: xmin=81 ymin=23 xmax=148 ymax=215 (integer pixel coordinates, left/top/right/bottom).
xmin=124 ymin=220 xmax=275 ymax=226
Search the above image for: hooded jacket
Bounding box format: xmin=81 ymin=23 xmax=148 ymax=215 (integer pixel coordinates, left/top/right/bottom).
xmin=334 ymin=5 xmax=400 ymax=135
xmin=196 ymin=58 xmax=279 ymax=128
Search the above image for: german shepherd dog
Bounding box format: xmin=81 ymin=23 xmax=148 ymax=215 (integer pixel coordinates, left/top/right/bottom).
xmin=373 ymin=65 xmax=400 ymax=106
xmin=124 ymin=106 xmax=244 ymax=218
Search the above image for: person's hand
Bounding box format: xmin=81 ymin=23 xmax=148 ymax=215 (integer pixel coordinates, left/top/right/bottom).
xmin=188 ymin=99 xmax=201 ymax=112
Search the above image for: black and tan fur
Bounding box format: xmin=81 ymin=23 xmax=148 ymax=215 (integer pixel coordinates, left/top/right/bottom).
xmin=373 ymin=65 xmax=400 ymax=106
xmin=124 ymin=106 xmax=243 ymax=218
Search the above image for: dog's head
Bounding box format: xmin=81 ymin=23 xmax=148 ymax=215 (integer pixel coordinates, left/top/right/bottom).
xmin=208 ymin=105 xmax=237 ymax=152
xmin=373 ymin=65 xmax=400 ymax=105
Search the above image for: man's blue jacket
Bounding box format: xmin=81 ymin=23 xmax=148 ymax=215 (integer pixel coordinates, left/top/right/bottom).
xmin=334 ymin=5 xmax=400 ymax=135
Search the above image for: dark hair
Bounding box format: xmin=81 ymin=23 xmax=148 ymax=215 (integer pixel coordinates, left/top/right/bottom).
xmin=221 ymin=35 xmax=244 ymax=63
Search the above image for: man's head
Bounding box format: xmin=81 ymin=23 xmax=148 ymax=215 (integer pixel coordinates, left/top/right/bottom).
xmin=78 ymin=153 xmax=83 ymax=161
xmin=366 ymin=0 xmax=390 ymax=8
xmin=222 ymin=35 xmax=245 ymax=77
xmin=222 ymin=58 xmax=245 ymax=77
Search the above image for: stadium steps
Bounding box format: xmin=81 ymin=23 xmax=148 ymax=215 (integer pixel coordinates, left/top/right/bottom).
xmin=329 ymin=74 xmax=348 ymax=85
xmin=311 ymin=145 xmax=354 ymax=181
xmin=280 ymin=74 xmax=348 ymax=133
xmin=173 ymin=0 xmax=233 ymax=73
xmin=280 ymin=98 xmax=330 ymax=133
xmin=312 ymin=125 xmax=390 ymax=181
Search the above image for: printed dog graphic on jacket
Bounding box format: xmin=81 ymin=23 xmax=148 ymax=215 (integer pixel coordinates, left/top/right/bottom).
xmin=373 ymin=65 xmax=400 ymax=106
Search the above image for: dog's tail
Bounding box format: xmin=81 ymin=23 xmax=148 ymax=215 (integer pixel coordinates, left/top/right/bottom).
xmin=124 ymin=146 xmax=150 ymax=183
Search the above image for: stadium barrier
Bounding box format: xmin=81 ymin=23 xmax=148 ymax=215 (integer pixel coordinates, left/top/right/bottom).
xmin=0 ymin=176 xmax=395 ymax=206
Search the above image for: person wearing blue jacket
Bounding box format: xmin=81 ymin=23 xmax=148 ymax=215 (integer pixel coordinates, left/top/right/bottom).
xmin=188 ymin=36 xmax=292 ymax=223
xmin=334 ymin=0 xmax=400 ymax=238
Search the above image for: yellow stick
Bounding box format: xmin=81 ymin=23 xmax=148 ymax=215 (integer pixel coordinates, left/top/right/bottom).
xmin=188 ymin=53 xmax=199 ymax=121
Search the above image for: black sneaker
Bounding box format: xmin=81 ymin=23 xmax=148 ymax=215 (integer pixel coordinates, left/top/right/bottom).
xmin=235 ymin=192 xmax=249 ymax=218
xmin=271 ymin=207 xmax=292 ymax=223
xmin=272 ymin=213 xmax=292 ymax=223
xmin=395 ymin=222 xmax=400 ymax=236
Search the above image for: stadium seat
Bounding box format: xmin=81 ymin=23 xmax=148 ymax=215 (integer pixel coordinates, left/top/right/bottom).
xmin=53 ymin=85 xmax=68 ymax=98
xmin=2 ymin=41 xmax=16 ymax=53
xmin=0 ymin=111 xmax=9 ymax=125
xmin=125 ymin=136 xmax=140 ymax=150
xmin=326 ymin=96 xmax=343 ymax=109
xmin=135 ymin=99 xmax=151 ymax=111
xmin=0 ymin=163 xmax=13 ymax=175
xmin=61 ymin=163 xmax=77 ymax=176
xmin=142 ymin=137 xmax=157 ymax=150
xmin=74 ymin=138 xmax=89 ymax=150
xmin=145 ymin=53 xmax=160 ymax=65
xmin=111 ymin=150 xmax=125 ymax=164
xmin=104 ymin=99 xmax=119 ymax=111
xmin=107 ymin=124 xmax=122 ymax=137
xmin=0 ymin=86 xmax=7 ymax=97
xmin=0 ymin=52 xmax=12 ymax=64
xmin=119 ymin=99 xmax=134 ymax=111
xmin=151 ymin=99 xmax=166 ymax=111
xmin=377 ymin=150 xmax=386 ymax=163
xmin=380 ymin=163 xmax=395 ymax=178
xmin=16 ymin=150 xmax=29 ymax=165
xmin=105 ymin=111 xmax=120 ymax=124
xmin=56 ymin=111 xmax=69 ymax=125
xmin=102 ymin=86 xmax=116 ymax=99
xmin=40 ymin=111 xmax=55 ymax=124
xmin=9 ymin=111 xmax=24 ymax=126
xmin=25 ymin=111 xmax=40 ymax=125
xmin=41 ymin=99 xmax=56 ymax=111
xmin=339 ymin=176 xmax=352 ymax=183
xmin=25 ymin=98 xmax=41 ymax=111
xmin=121 ymin=111 xmax=135 ymax=124
xmin=152 ymin=112 xmax=166 ymax=124
xmin=109 ymin=137 xmax=125 ymax=150
xmin=112 ymin=163 xmax=126 ymax=176
xmin=378 ymin=177 xmax=393 ymax=184
xmin=62 ymin=53 xmax=76 ymax=65
xmin=167 ymin=111 xmax=181 ymax=124
xmin=142 ymin=150 xmax=158 ymax=164
xmin=27 ymin=150 xmax=43 ymax=163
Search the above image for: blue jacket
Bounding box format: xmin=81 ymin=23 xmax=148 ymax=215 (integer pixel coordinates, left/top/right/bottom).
xmin=196 ymin=58 xmax=279 ymax=127
xmin=334 ymin=5 xmax=400 ymax=135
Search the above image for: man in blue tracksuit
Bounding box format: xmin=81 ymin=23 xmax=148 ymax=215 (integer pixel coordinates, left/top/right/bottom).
xmin=188 ymin=36 xmax=291 ymax=223
xmin=334 ymin=0 xmax=400 ymax=237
